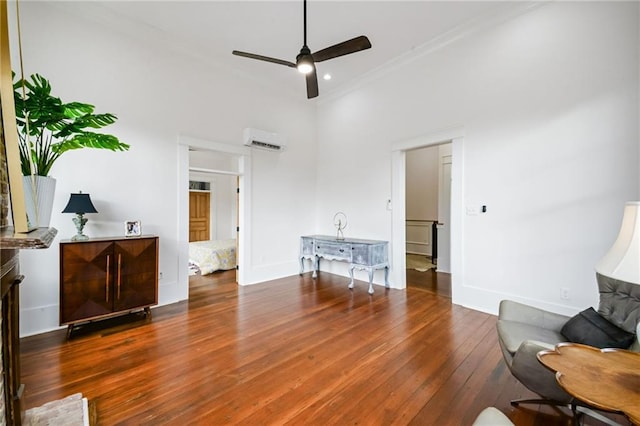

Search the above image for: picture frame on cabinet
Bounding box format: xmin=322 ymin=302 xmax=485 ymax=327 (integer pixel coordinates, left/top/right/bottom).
xmin=125 ymin=220 xmax=141 ymax=237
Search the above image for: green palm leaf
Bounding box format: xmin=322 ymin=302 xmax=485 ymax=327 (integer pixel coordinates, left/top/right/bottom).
xmin=53 ymin=133 xmax=130 ymax=155
xmin=13 ymin=72 xmax=128 ymax=176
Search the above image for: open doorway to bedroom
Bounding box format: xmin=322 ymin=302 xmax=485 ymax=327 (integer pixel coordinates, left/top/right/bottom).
xmin=188 ymin=148 xmax=240 ymax=298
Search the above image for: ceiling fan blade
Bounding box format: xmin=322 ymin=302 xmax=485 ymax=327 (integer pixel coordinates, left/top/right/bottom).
xmin=306 ymin=67 xmax=319 ymax=99
xmin=232 ymin=50 xmax=296 ymax=68
xmin=312 ymin=35 xmax=371 ymax=63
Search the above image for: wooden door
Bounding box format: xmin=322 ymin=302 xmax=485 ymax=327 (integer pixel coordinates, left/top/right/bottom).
xmin=59 ymin=241 xmax=113 ymax=324
xmin=189 ymin=191 xmax=210 ymax=242
xmin=113 ymin=238 xmax=158 ymax=311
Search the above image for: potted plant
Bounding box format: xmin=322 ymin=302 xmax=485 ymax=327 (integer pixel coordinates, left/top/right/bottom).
xmin=13 ymin=72 xmax=129 ymax=227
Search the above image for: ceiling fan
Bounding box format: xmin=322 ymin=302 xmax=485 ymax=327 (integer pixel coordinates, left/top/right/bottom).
xmin=232 ymin=0 xmax=371 ymax=99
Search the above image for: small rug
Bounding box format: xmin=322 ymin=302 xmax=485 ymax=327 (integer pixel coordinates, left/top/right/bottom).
xmin=406 ymin=254 xmax=435 ymax=272
xmin=24 ymin=393 xmax=89 ymax=426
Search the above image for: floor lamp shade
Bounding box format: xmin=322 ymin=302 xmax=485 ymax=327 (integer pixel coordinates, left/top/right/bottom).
xmin=595 ymin=201 xmax=640 ymax=285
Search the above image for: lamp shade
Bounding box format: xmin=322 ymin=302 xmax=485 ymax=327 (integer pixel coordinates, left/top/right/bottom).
xmin=595 ymin=201 xmax=640 ymax=284
xmin=61 ymin=192 xmax=98 ymax=214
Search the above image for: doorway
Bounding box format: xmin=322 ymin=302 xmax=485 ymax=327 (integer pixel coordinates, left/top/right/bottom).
xmin=177 ymin=135 xmax=252 ymax=303
xmin=405 ymin=143 xmax=452 ymax=297
xmin=390 ymin=126 xmax=463 ymax=303
xmin=188 ymin=152 xmax=240 ymax=293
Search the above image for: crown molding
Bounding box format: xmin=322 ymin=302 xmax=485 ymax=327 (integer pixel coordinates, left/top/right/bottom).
xmin=319 ymin=2 xmax=545 ymax=105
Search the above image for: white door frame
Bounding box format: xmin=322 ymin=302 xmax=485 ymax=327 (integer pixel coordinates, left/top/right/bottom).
xmin=177 ymin=135 xmax=252 ymax=301
xmin=390 ymin=126 xmax=464 ymax=303
xmin=437 ymin=146 xmax=452 ymax=272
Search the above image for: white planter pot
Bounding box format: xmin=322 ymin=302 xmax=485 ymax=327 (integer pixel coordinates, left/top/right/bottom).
xmin=22 ymin=175 xmax=56 ymax=228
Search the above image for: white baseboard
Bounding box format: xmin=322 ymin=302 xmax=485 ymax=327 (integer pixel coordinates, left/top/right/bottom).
xmin=158 ymin=279 xmax=186 ymax=305
xmin=244 ymin=260 xmax=300 ymax=285
xmin=20 ymin=304 xmax=65 ymax=337
xmin=454 ymin=284 xmax=582 ymax=317
xmin=20 ymin=279 xmax=185 ymax=338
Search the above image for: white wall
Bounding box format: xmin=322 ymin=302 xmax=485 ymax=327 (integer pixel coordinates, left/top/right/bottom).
xmin=406 ymin=146 xmax=439 ymax=221
xmin=189 ymin=150 xmax=238 ymax=240
xmin=316 ymin=2 xmax=639 ymax=315
xmin=11 ymin=1 xmax=640 ymax=335
xmin=188 ymin=175 xmax=236 ymax=241
xmin=12 ymin=2 xmax=317 ymax=336
xmin=405 ymin=146 xmax=439 ymax=256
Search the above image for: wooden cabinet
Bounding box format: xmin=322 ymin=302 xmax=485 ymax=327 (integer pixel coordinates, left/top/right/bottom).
xmin=60 ymin=236 xmax=158 ymax=333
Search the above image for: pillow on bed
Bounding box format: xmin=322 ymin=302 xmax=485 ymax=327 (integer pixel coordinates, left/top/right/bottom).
xmin=561 ymin=307 xmax=635 ymax=349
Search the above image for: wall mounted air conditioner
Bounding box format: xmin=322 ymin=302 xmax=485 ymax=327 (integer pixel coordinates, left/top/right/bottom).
xmin=243 ymin=128 xmax=286 ymax=152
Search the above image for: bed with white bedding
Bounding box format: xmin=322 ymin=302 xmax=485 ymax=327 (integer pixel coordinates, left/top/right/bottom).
xmin=188 ymin=239 xmax=236 ymax=275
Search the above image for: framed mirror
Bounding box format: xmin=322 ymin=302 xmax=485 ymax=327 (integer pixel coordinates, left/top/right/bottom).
xmin=0 ymin=0 xmax=36 ymax=233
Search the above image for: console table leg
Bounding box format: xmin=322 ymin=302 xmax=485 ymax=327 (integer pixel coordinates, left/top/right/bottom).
xmin=299 ymin=257 xmax=304 ymax=275
xmin=312 ymin=256 xmax=319 ymax=279
xmin=367 ymin=268 xmax=374 ymax=294
xmin=384 ymin=265 xmax=390 ymax=288
xmin=348 ymin=266 xmax=355 ymax=290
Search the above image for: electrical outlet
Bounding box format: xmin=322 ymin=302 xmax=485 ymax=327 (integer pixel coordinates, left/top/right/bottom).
xmin=560 ymin=287 xmax=569 ymax=300
xmin=159 ymin=272 xmax=163 ymax=280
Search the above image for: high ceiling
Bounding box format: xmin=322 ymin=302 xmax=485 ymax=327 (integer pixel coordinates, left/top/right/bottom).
xmin=73 ymin=1 xmax=529 ymax=100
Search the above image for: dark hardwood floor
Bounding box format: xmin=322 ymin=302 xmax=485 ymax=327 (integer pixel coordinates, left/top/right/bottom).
xmin=406 ymin=267 xmax=451 ymax=298
xmin=20 ymin=270 xmax=626 ymax=425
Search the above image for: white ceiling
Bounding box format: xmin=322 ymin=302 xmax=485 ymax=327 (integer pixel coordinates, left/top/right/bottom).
xmin=75 ymin=1 xmax=530 ymax=100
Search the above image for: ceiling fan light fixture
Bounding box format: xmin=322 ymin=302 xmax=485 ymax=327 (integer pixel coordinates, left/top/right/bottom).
xmin=296 ymin=49 xmax=314 ymax=74
xmin=297 ymin=60 xmax=313 ymax=74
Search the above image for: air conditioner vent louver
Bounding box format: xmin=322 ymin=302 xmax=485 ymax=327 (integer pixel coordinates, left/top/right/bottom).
xmin=249 ymin=140 xmax=283 ymax=151
xmin=243 ymin=128 xmax=286 ymax=152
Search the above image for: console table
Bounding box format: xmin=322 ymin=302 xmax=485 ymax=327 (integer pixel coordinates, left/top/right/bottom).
xmin=299 ymin=235 xmax=390 ymax=294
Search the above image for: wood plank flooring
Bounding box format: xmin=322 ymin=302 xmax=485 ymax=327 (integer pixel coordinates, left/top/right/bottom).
xmin=20 ymin=270 xmax=626 ymax=425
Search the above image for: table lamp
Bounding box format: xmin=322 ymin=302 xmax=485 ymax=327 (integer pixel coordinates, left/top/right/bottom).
xmin=62 ymin=191 xmax=98 ymax=241
xmin=595 ymin=202 xmax=640 ymax=327
xmin=596 ymin=201 xmax=640 ymax=286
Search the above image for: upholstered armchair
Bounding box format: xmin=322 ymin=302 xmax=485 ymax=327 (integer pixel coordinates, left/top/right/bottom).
xmin=498 ymin=202 xmax=640 ymax=417
xmin=497 ymin=274 xmax=640 ymax=412
xmin=472 ymin=407 xmax=514 ymax=426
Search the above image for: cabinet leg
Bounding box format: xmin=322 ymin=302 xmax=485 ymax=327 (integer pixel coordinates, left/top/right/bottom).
xmin=66 ymin=325 xmax=74 ymax=339
xmin=144 ymin=307 xmax=152 ymax=320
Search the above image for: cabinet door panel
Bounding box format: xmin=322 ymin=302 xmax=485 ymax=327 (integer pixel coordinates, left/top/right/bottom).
xmin=60 ymin=241 xmax=113 ymax=324
xmin=113 ymin=238 xmax=158 ymax=311
xmin=351 ymin=244 xmax=370 ymax=265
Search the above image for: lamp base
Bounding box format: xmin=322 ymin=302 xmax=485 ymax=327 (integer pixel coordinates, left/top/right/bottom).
xmin=71 ymin=214 xmax=90 ymax=241
xmin=71 ymin=233 xmax=89 ymax=241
